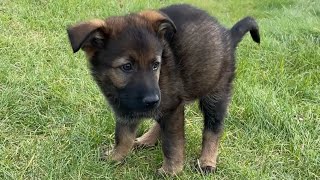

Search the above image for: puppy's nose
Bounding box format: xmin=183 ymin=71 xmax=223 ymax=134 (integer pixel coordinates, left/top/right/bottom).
xmin=142 ymin=95 xmax=160 ymax=107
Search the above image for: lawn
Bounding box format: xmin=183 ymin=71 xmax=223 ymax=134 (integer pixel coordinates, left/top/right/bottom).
xmin=0 ymin=0 xmax=319 ymax=179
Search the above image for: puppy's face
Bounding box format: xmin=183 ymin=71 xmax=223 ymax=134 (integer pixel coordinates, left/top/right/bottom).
xmin=94 ymin=27 xmax=163 ymax=117
xmin=67 ymin=11 xmax=176 ymax=120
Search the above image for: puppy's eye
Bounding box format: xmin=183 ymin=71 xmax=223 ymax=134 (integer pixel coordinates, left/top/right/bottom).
xmin=152 ymin=62 xmax=160 ymax=71
xmin=121 ymin=63 xmax=133 ymax=72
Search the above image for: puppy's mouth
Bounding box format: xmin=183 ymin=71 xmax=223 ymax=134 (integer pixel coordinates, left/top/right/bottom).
xmin=135 ymin=101 xmax=160 ymax=112
xmin=115 ymin=108 xmax=161 ymax=123
xmin=117 ymin=101 xmax=160 ymax=115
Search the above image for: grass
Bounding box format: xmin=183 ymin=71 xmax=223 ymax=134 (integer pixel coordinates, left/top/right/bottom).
xmin=0 ymin=0 xmax=319 ymax=179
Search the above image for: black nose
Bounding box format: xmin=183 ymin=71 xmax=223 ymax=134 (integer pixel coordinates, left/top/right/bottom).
xmin=142 ymin=95 xmax=160 ymax=107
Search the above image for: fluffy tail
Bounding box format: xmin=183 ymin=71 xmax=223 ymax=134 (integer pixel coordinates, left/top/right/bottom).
xmin=231 ymin=16 xmax=260 ymax=47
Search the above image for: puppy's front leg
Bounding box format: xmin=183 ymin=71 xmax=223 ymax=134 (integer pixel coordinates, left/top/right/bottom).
xmin=105 ymin=121 xmax=138 ymax=162
xmin=158 ymin=104 xmax=185 ymax=175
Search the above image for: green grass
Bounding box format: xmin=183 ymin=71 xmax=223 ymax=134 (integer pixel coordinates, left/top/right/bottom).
xmin=0 ymin=0 xmax=319 ymax=179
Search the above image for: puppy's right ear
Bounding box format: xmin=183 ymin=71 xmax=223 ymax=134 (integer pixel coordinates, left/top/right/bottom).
xmin=67 ymin=19 xmax=107 ymax=53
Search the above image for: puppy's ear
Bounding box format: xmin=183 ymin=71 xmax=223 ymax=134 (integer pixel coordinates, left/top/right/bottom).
xmin=67 ymin=19 xmax=107 ymax=53
xmin=139 ymin=10 xmax=176 ymax=40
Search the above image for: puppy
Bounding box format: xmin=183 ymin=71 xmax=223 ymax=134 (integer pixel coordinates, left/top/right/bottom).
xmin=67 ymin=4 xmax=260 ymax=175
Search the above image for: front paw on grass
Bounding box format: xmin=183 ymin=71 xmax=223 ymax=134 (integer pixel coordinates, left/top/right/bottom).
xmin=99 ymin=145 xmax=125 ymax=166
xmin=194 ymin=159 xmax=217 ymax=174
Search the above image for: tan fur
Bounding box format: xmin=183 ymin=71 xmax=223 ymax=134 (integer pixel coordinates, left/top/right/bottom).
xmin=199 ymin=130 xmax=220 ymax=168
xmin=106 ymin=69 xmax=129 ymax=89
xmin=134 ymin=123 xmax=160 ymax=147
xmin=111 ymin=57 xmax=130 ymax=67
xmin=158 ymin=103 xmax=185 ymax=174
xmin=70 ymin=19 xmax=106 ymax=39
xmin=83 ymin=47 xmax=96 ymax=59
xmin=107 ymin=124 xmax=137 ymax=161
xmin=103 ymin=57 xmax=132 ymax=89
xmin=139 ymin=10 xmax=166 ymax=23
xmin=104 ymin=16 xmax=127 ymax=37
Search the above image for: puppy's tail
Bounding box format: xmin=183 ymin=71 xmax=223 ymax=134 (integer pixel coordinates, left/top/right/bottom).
xmin=231 ymin=16 xmax=260 ymax=47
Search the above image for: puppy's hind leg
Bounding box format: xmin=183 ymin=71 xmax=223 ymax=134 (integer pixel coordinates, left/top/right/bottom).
xmin=198 ymin=93 xmax=229 ymax=173
xmin=135 ymin=122 xmax=160 ymax=148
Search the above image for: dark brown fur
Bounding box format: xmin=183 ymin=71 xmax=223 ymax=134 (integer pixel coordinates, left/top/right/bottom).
xmin=67 ymin=4 xmax=260 ymax=175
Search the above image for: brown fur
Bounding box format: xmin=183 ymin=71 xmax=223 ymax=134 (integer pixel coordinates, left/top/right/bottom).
xmin=139 ymin=10 xmax=165 ymax=22
xmin=67 ymin=4 xmax=260 ymax=175
xmin=159 ymin=103 xmax=185 ymax=174
xmin=67 ymin=19 xmax=106 ymax=52
xmin=104 ymin=122 xmax=137 ymax=161
xmin=134 ymin=122 xmax=160 ymax=147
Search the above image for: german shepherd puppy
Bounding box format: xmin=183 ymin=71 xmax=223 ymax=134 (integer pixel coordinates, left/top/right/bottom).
xmin=67 ymin=4 xmax=260 ymax=175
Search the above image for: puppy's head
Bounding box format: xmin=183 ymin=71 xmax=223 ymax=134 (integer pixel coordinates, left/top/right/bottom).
xmin=67 ymin=10 xmax=176 ymax=121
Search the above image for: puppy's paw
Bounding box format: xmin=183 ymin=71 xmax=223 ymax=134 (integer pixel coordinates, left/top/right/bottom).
xmin=99 ymin=145 xmax=124 ymax=165
xmin=157 ymin=167 xmax=176 ymax=176
xmin=200 ymin=165 xmax=217 ymax=174
xmin=194 ymin=159 xmax=217 ymax=174
xmin=134 ymin=137 xmax=158 ymax=149
xmin=156 ymin=164 xmax=183 ymax=176
xmin=134 ymin=124 xmax=160 ymax=148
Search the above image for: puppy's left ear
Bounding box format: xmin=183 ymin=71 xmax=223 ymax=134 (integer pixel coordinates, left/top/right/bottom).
xmin=139 ymin=10 xmax=176 ymax=40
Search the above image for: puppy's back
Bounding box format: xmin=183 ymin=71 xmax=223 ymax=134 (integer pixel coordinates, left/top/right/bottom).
xmin=160 ymin=4 xmax=232 ymax=98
